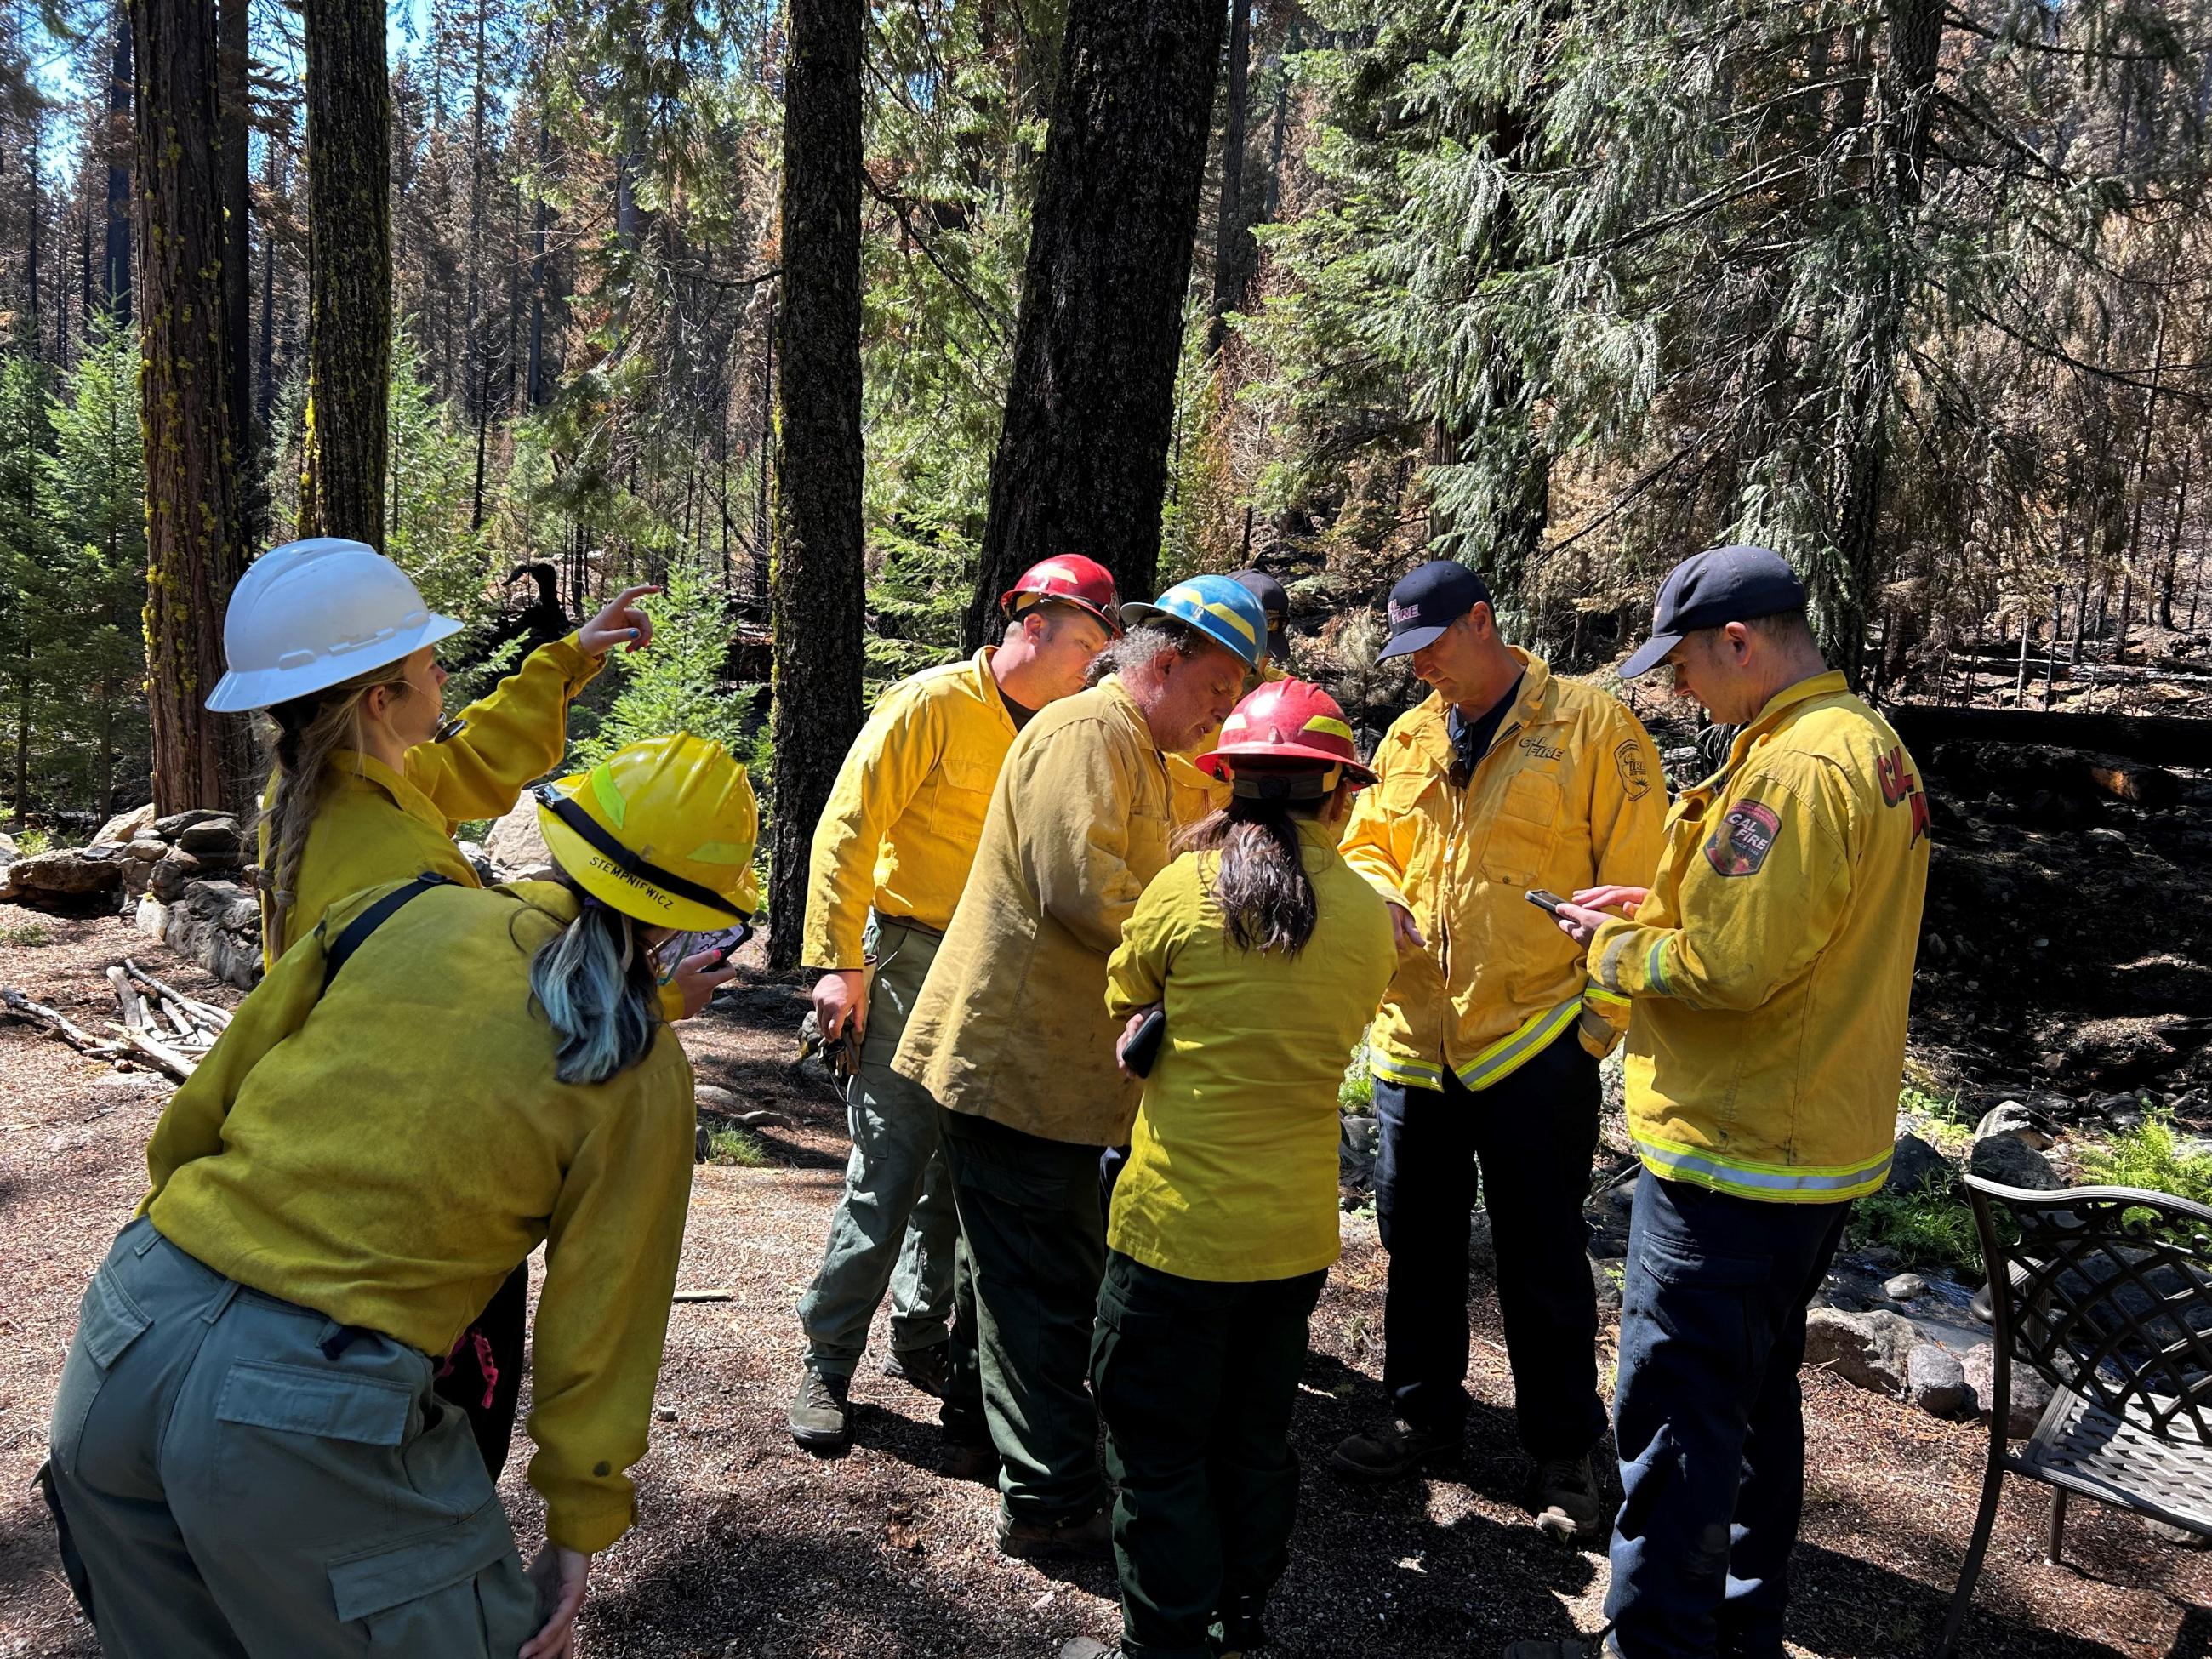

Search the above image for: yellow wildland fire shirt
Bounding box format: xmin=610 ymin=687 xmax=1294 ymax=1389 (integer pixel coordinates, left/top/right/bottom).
xmin=1588 ymin=672 xmax=1931 ymax=1203
xmin=802 ymin=647 xmax=1018 ymax=969
xmin=258 ymin=634 xmax=604 ymax=968
xmin=892 ymin=676 xmax=1173 ymax=1146
xmin=1104 ymin=821 xmax=1394 ymax=1281
xmin=1340 ymin=651 xmax=1666 ymax=1092
xmin=144 ymin=880 xmax=696 ymax=1555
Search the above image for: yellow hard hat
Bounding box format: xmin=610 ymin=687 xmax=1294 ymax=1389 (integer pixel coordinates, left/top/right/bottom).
xmin=535 ymin=733 xmax=761 ymax=931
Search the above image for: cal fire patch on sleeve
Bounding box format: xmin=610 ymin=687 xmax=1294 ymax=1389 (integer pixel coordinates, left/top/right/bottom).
xmin=1704 ymin=801 xmax=1780 ymax=877
xmin=1614 ymin=738 xmax=1651 ymax=801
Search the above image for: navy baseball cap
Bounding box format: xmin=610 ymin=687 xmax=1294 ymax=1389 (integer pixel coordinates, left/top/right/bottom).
xmin=1377 ymin=560 xmax=1492 ymax=662
xmin=1621 ymin=545 xmax=1808 ymax=679
xmin=1230 ymin=569 xmax=1290 ymax=661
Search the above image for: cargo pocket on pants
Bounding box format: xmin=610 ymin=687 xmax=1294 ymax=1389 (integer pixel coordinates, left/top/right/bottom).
xmin=327 ymin=1496 xmax=537 ymax=1656
xmin=50 ymin=1266 xmax=152 ymax=1477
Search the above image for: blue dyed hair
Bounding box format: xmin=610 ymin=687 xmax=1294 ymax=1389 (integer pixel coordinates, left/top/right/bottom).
xmin=527 ymin=887 xmax=663 ymax=1085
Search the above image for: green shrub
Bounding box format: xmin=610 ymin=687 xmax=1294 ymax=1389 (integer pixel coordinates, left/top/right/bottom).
xmin=0 ymin=920 xmax=52 ymax=947
xmin=1846 ymin=1188 xmax=1994 ymax=1279
xmin=14 ymin=828 xmax=51 ymax=857
xmin=2079 ymin=1112 xmax=2212 ymax=1210
xmin=1338 ymin=1045 xmax=1373 ymax=1115
xmin=704 ymin=1126 xmax=768 ymax=1168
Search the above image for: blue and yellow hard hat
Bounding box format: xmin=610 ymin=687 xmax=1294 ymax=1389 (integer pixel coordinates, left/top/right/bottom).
xmin=1118 ymin=574 xmax=1270 ymax=670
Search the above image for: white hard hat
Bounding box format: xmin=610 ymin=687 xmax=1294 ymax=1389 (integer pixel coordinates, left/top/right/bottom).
xmin=205 ymin=539 xmax=465 ymax=713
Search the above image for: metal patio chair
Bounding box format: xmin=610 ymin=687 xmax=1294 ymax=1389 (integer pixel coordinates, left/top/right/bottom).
xmin=1935 ymin=1175 xmax=2212 ymax=1656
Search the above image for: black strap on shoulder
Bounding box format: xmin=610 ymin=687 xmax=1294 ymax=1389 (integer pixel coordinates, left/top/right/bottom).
xmin=322 ymin=873 xmax=453 ymax=991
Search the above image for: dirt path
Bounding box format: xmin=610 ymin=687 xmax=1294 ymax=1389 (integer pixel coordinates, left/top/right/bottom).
xmin=1 ymin=918 xmax=2206 ymax=1659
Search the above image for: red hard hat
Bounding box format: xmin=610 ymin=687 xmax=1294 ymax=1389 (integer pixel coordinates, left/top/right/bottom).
xmin=1000 ymin=555 xmax=1123 ymax=636
xmin=1195 ymin=679 xmax=1375 ymax=784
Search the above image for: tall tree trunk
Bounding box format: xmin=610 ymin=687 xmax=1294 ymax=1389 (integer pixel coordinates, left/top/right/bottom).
xmin=27 ymin=132 xmax=42 ymax=360
xmin=767 ymin=0 xmax=864 ymax=971
xmin=105 ymin=14 xmax=134 ymax=322
xmin=1821 ymin=0 xmax=1940 ymax=686
xmin=965 ymin=0 xmax=1229 ymax=645
xmin=298 ymin=0 xmax=391 ymax=547
xmin=219 ymin=0 xmax=250 ymax=487
xmin=1203 ymin=0 xmax=1252 ymax=359
xmin=131 ymin=0 xmax=247 ymax=812
xmin=526 ymin=110 xmax=549 ymax=408
xmin=465 ymin=0 xmax=489 ymax=527
xmin=256 ymin=145 xmax=277 ymax=424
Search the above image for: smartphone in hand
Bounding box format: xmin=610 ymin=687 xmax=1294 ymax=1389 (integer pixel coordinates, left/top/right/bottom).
xmin=1525 ymin=888 xmax=1566 ymax=917
xmin=1123 ymin=1006 xmax=1167 ymax=1078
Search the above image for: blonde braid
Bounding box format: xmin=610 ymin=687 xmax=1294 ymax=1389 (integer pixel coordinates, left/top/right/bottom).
xmin=252 ymin=661 xmax=413 ymax=957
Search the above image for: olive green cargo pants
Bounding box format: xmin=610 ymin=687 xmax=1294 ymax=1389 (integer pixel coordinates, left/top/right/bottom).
xmin=48 ymin=1217 xmax=539 ymax=1657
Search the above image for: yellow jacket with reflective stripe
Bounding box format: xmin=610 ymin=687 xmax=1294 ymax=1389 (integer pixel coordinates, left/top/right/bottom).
xmin=1104 ymin=821 xmax=1394 ymax=1281
xmin=1339 ymin=652 xmax=1665 ymax=1092
xmin=892 ymin=676 xmax=1173 ymax=1146
xmin=259 ymin=634 xmax=603 ymax=969
xmin=145 ymin=879 xmax=694 ymax=1555
xmin=1588 ymin=673 xmax=1930 ymax=1203
xmin=801 ymin=647 xmax=1017 ymax=969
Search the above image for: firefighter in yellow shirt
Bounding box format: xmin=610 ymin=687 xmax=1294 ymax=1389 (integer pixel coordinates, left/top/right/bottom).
xmin=1332 ymin=560 xmax=1665 ymax=1548
xmin=46 ymin=735 xmax=757 ymax=1659
xmin=203 ymin=538 xmax=727 ymax=1479
xmin=1094 ymin=680 xmax=1394 ymax=1659
xmin=786 ymin=556 xmax=1120 ymax=1455
xmin=1508 ymin=547 xmax=1930 ymax=1659
xmin=891 ymin=574 xmax=1267 ymax=1561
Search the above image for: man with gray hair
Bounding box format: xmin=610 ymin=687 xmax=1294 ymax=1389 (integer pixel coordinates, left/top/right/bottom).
xmin=892 ymin=573 xmax=1266 ymax=1560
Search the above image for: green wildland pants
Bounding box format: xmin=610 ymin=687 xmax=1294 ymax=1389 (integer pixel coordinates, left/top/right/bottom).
xmin=938 ymin=1105 xmax=1109 ymax=1522
xmin=1091 ymin=1249 xmax=1325 ymax=1659
xmin=798 ymin=916 xmax=959 ymax=1375
xmin=48 ymin=1216 xmax=539 ymax=1657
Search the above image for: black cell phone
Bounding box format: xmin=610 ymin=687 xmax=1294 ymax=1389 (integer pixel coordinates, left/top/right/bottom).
xmin=1123 ymin=1006 xmax=1167 ymax=1078
xmin=1525 ymin=888 xmax=1566 ymax=916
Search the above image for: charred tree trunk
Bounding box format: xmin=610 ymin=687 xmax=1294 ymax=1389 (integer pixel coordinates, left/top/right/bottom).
xmin=104 ymin=14 xmax=134 ymax=322
xmin=131 ymin=0 xmax=248 ymax=812
xmin=767 ymin=0 xmax=864 ymax=970
xmin=219 ymin=0 xmax=250 ymax=487
xmin=964 ymin=0 xmax=1229 ymax=645
xmin=1821 ymin=0 xmax=1940 ymax=687
xmin=298 ymin=0 xmax=391 ymax=547
xmin=1203 ymin=0 xmax=1252 ymax=360
xmin=526 ymin=110 xmax=549 ymax=408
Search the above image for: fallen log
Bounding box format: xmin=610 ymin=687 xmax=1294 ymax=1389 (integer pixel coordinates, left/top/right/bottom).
xmin=122 ymin=961 xmax=231 ymax=1029
xmin=105 ymin=966 xmax=147 ymax=1032
xmin=3 ymin=987 xmax=108 ymax=1052
xmin=105 ymin=1022 xmax=197 ymax=1081
xmin=1889 ymin=705 xmax=2212 ymax=772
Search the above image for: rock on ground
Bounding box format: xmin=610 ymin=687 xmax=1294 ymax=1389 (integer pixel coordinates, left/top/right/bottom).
xmin=1961 ymin=1343 xmax=2055 ymax=1436
xmin=1974 ymin=1100 xmax=2055 ymax=1150
xmin=1886 ymin=1132 xmax=1952 ymax=1196
xmin=1804 ymin=1308 xmax=1914 ymax=1396
xmin=1968 ymin=1134 xmax=2061 ymax=1191
xmin=2 ymin=847 xmax=125 ymax=909
xmin=486 ymin=796 xmax=558 ymax=882
xmin=1907 ymin=1343 xmax=1970 ymax=1419
xmin=90 ymin=802 xmax=156 ymax=847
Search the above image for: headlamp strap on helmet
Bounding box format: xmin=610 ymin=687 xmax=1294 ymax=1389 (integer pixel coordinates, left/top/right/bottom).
xmin=537 ymin=784 xmax=753 ymax=921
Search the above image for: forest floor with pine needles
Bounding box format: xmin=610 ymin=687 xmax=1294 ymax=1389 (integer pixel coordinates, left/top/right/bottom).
xmin=1 ymin=915 xmax=2209 ymax=1658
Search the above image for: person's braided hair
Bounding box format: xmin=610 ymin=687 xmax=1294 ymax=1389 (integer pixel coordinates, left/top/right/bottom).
xmin=252 ymin=660 xmax=414 ymax=957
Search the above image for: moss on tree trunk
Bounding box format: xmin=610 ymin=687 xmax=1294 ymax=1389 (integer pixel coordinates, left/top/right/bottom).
xmin=131 ymin=0 xmax=247 ymax=813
